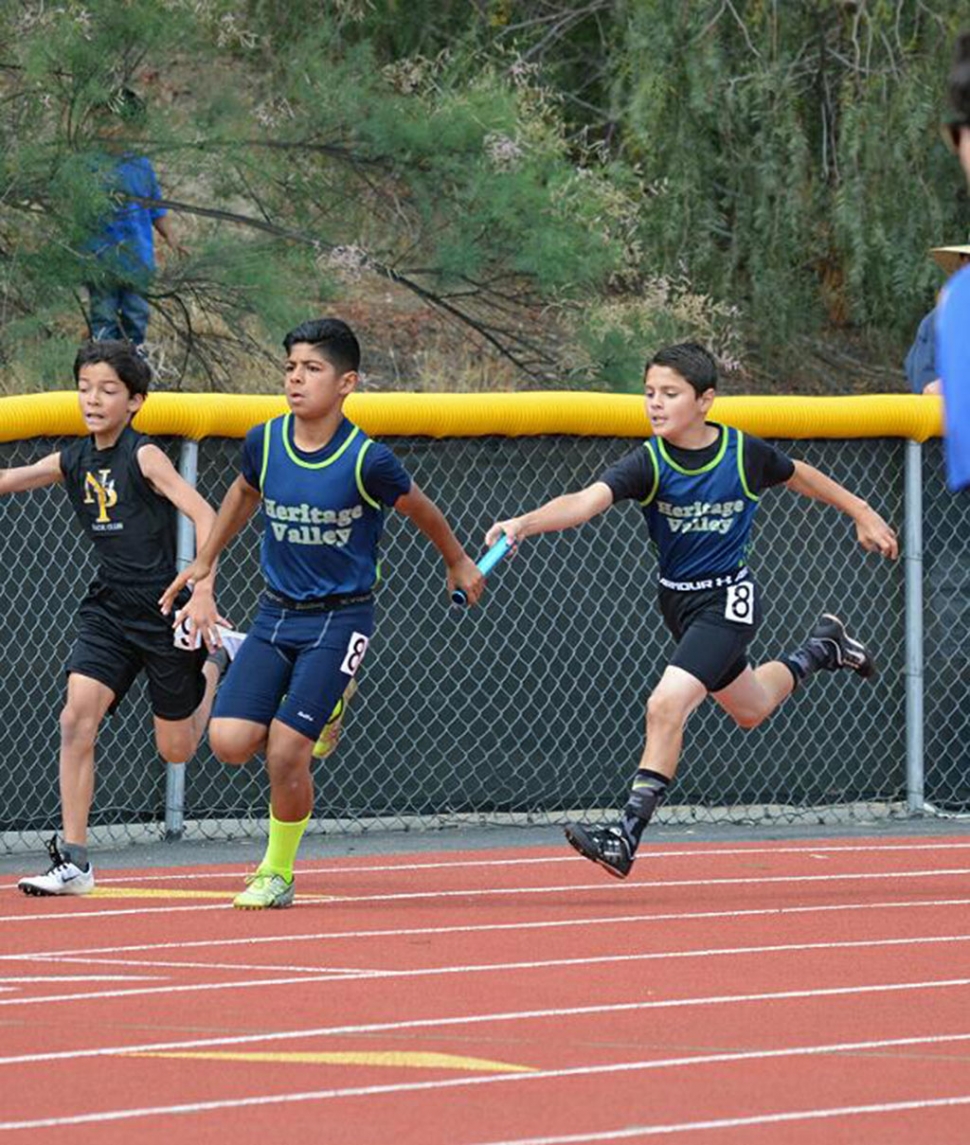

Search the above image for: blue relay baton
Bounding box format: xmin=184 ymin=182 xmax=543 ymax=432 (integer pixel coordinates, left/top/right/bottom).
xmin=451 ymin=534 xmax=513 ymax=606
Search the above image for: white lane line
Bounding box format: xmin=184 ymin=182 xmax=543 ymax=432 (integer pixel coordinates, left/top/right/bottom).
xmin=44 ymin=957 xmax=350 ymax=975
xmin=0 ymin=903 xmax=234 ymax=923
xmin=2 ymin=974 xmax=969 ymax=1067
xmin=470 ymin=1094 xmax=970 ymax=1144
xmin=4 ymin=932 xmax=970 ymax=1011
xmin=0 ymin=968 xmax=383 ymax=1009
xmin=5 ymin=866 xmax=970 ymax=924
xmin=5 ymin=840 xmax=970 ymax=889
xmin=6 ymin=895 xmax=970 ymax=963
xmin=3 ymin=1030 xmax=970 ymax=1132
xmin=0 ymin=975 xmax=162 ymax=984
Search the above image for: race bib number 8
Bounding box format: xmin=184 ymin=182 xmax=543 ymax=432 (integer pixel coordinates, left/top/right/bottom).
xmin=173 ymin=616 xmax=202 ymax=651
xmin=340 ymin=631 xmax=370 ymax=675
xmin=724 ymin=581 xmax=755 ymax=625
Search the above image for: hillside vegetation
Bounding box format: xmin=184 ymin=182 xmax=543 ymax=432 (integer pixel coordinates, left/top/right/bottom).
xmin=0 ymin=1 xmax=966 ymax=394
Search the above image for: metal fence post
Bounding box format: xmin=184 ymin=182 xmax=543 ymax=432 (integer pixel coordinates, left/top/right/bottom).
xmin=165 ymin=438 xmax=200 ymax=840
xmin=904 ymin=438 xmax=924 ymax=815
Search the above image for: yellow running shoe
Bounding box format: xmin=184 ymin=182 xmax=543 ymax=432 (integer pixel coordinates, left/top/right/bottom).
xmin=312 ymin=678 xmax=358 ymax=760
xmin=233 ymin=870 xmax=295 ymax=910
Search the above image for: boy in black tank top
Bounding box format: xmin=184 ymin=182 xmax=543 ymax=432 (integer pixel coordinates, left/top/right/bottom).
xmin=486 ymin=343 xmax=899 ymax=879
xmin=2 ymin=341 xmax=226 ymax=897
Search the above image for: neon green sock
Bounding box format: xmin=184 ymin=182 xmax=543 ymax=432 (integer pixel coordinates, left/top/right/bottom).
xmin=258 ymin=808 xmax=310 ymax=882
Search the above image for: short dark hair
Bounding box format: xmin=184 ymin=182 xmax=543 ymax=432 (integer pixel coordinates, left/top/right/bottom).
xmin=645 ymin=342 xmax=718 ymax=396
xmin=282 ymin=318 xmax=361 ymax=375
xmin=949 ymin=31 xmax=970 ymax=131
xmin=73 ymin=340 xmax=152 ymax=397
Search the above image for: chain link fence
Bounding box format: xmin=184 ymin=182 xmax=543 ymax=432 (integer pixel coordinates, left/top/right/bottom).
xmin=0 ymin=429 xmax=961 ymax=854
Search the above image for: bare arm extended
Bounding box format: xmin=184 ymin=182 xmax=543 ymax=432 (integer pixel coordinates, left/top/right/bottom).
xmin=158 ymin=474 xmax=262 ymax=639
xmin=394 ymin=482 xmax=484 ymax=606
xmin=786 ymin=460 xmax=898 ymax=559
xmin=0 ymin=453 xmax=63 ymax=496
xmin=138 ymin=444 xmax=217 ymax=549
xmin=484 ymin=481 xmax=614 ymax=549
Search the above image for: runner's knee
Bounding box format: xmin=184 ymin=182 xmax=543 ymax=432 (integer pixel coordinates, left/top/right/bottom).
xmin=59 ymin=704 xmax=100 ymax=749
xmin=646 ymin=689 xmax=691 ymax=733
xmin=156 ymin=728 xmax=200 ymax=764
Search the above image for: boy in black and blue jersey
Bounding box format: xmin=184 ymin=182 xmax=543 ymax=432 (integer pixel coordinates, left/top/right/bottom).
xmin=161 ymin=317 xmax=484 ymax=909
xmin=486 ymin=342 xmax=898 ymax=879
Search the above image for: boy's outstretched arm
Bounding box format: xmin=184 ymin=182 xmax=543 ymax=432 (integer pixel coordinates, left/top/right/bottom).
xmin=485 ymin=482 xmax=614 ymax=548
xmin=394 ymin=482 xmax=484 ymax=606
xmin=141 ymin=444 xmax=227 ymax=645
xmin=786 ymin=461 xmax=898 ymax=559
xmin=0 ymin=453 xmax=63 ymax=496
xmin=138 ymin=444 xmax=217 ymax=548
xmin=158 ymin=474 xmax=262 ymax=639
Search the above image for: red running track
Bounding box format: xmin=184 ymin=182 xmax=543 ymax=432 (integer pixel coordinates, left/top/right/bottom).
xmin=2 ymin=835 xmax=970 ymax=1144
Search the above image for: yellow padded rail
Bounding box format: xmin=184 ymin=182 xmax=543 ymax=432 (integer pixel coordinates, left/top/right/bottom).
xmin=0 ymin=390 xmax=943 ymax=443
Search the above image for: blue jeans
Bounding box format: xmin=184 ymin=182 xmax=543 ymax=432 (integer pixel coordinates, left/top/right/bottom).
xmin=87 ymin=282 xmax=151 ymax=344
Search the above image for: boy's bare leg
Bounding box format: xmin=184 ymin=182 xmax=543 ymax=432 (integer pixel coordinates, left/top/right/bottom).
xmin=265 ymin=721 xmax=315 ymax=821
xmin=712 ymin=661 xmax=795 ymax=730
xmin=233 ymin=721 xmax=315 ymax=910
xmin=637 ymin=666 xmax=708 ymax=779
xmin=19 ymin=674 xmax=113 ymax=896
xmin=566 ymin=666 xmax=706 ymax=878
xmin=59 ymin=673 xmax=115 ymax=845
xmin=153 ymin=658 xmax=221 ymax=764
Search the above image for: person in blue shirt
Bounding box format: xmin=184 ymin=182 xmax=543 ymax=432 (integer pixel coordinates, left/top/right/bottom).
xmin=937 ymin=31 xmax=970 ymax=493
xmin=85 ymin=89 xmax=186 ymax=347
xmin=486 ymin=342 xmax=898 ymax=879
xmin=160 ymin=317 xmax=484 ymax=909
xmin=904 ymin=244 xmax=970 ymax=395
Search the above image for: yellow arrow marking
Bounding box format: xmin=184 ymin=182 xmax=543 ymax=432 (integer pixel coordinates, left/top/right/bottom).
xmin=87 ymin=887 xmax=337 ymax=901
xmin=126 ymin=1050 xmax=535 ymax=1073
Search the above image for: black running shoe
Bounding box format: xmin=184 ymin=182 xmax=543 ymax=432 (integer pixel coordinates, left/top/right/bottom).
xmin=808 ymin=613 xmax=877 ymax=679
xmin=564 ymin=823 xmax=633 ymax=879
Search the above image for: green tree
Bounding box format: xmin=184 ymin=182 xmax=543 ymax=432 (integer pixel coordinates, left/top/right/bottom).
xmin=0 ymin=0 xmax=966 ymax=393
xmin=613 ymin=0 xmax=967 ymax=387
xmin=0 ymin=0 xmax=638 ymax=391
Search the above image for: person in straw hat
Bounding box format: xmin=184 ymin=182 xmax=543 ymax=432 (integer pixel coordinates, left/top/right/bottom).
xmin=904 ymin=241 xmax=970 ymax=395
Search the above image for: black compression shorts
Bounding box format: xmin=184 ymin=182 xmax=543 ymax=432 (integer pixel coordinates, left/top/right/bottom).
xmin=658 ymin=576 xmax=763 ymax=693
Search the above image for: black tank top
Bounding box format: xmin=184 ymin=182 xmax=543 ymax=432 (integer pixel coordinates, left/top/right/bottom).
xmin=59 ymin=425 xmax=178 ymax=587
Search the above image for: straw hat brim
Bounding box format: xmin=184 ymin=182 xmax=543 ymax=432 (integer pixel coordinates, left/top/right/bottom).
xmin=931 ymin=245 xmax=970 ymax=275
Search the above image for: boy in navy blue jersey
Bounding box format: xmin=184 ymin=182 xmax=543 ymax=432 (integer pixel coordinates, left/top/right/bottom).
xmin=161 ymin=317 xmax=484 ymax=908
xmin=486 ymin=342 xmax=898 ymax=879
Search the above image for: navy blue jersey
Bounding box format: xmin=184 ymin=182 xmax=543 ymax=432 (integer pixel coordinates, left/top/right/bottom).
xmin=601 ymin=424 xmax=793 ymax=581
xmin=59 ymin=425 xmax=178 ymax=586
xmin=240 ymin=414 xmax=411 ymax=601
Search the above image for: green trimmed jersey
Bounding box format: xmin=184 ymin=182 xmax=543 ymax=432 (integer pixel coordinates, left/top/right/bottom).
xmin=601 ymin=423 xmax=794 ymax=581
xmin=240 ymin=413 xmax=411 ymax=601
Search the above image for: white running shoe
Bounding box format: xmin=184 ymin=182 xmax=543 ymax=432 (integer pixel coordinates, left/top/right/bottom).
xmin=18 ymin=837 xmax=95 ymax=897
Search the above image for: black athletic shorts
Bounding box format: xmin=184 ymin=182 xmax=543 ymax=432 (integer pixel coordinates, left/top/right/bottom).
xmin=66 ymin=580 xmax=207 ymax=721
xmin=658 ymin=575 xmax=763 ymax=694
